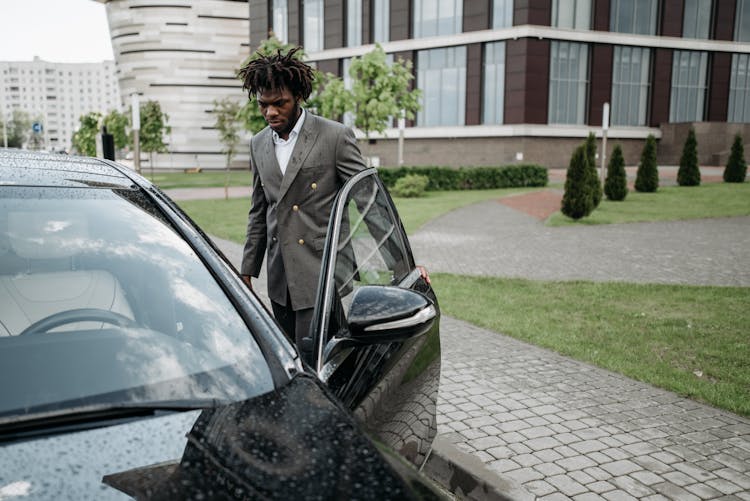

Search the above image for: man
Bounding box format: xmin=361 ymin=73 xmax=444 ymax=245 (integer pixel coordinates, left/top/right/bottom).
xmin=238 ymin=48 xmax=366 ymax=363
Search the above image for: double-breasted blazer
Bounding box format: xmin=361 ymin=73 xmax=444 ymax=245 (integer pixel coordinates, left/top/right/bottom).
xmin=240 ymin=112 xmax=366 ymax=311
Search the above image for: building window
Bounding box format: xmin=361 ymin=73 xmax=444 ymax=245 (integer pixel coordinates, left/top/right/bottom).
xmin=611 ymin=46 xmax=651 ymax=126
xmin=417 ymin=46 xmax=466 ymax=126
xmin=670 ymin=51 xmax=708 ymax=122
xmin=610 ymin=0 xmax=658 ymax=35
xmin=552 ymin=0 xmax=591 ymax=29
xmin=272 ymin=0 xmax=288 ymax=43
xmin=736 ymin=0 xmax=750 ymax=42
xmin=413 ymin=0 xmax=462 ymax=38
xmin=729 ymin=54 xmax=750 ymax=122
xmin=347 ymin=0 xmax=362 ymax=47
xmin=548 ymin=41 xmax=589 ymax=124
xmin=304 ymin=0 xmax=324 ymax=52
xmin=683 ymin=0 xmax=712 ymax=39
xmin=372 ymin=0 xmax=389 ymax=43
xmin=492 ymin=0 xmax=513 ymax=29
xmin=482 ymin=42 xmax=506 ymax=124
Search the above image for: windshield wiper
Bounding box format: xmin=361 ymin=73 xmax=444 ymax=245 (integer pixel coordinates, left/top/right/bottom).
xmin=0 ymin=399 xmax=225 ymax=442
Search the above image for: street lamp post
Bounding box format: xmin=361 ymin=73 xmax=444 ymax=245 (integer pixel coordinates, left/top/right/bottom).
xmin=601 ymin=102 xmax=609 ymax=184
xmin=131 ymin=93 xmax=141 ymax=174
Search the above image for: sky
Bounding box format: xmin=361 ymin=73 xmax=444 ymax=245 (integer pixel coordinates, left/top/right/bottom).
xmin=0 ymin=0 xmax=113 ymax=63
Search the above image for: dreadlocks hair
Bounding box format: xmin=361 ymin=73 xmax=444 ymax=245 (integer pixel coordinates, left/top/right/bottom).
xmin=238 ymin=47 xmax=315 ymax=101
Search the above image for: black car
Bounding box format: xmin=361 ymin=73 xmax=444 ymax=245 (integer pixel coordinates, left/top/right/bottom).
xmin=0 ymin=150 xmax=441 ymax=499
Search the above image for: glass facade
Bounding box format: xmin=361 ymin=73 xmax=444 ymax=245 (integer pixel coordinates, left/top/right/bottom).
xmin=611 ymin=46 xmax=651 ymax=126
xmin=304 ymin=0 xmax=324 ymax=52
xmin=492 ymin=0 xmax=514 ymax=29
xmin=552 ymin=0 xmax=592 ymax=29
xmin=670 ymin=51 xmax=708 ymax=122
xmin=736 ymin=0 xmax=750 ymax=42
xmin=682 ymin=0 xmax=712 ymax=39
xmin=610 ymin=0 xmax=658 ymax=35
xmin=347 ymin=0 xmax=362 ymax=47
xmin=372 ymin=0 xmax=389 ymax=43
xmin=548 ymin=41 xmax=589 ymax=124
xmin=413 ymin=0 xmax=462 ymax=38
xmin=483 ymin=42 xmax=506 ymax=124
xmin=417 ymin=47 xmax=466 ymax=126
xmin=729 ymin=54 xmax=750 ymax=122
xmin=272 ymin=0 xmax=288 ymax=43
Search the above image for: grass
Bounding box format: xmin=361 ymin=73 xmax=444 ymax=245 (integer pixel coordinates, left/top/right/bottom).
xmin=431 ymin=274 xmax=750 ymax=417
xmin=548 ymin=182 xmax=750 ymax=226
xmin=148 ymin=169 xmax=252 ymax=189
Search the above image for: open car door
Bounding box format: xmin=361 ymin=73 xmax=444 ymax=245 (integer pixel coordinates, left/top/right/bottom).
xmin=311 ymin=168 xmax=440 ymax=467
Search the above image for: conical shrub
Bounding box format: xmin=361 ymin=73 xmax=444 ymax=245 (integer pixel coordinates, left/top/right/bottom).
xmin=724 ymin=134 xmax=747 ymax=183
xmin=635 ymin=134 xmax=659 ymax=192
xmin=561 ymin=145 xmax=594 ymax=220
xmin=604 ymin=144 xmax=628 ymax=201
xmin=585 ymin=132 xmax=603 ymax=207
xmin=677 ymin=127 xmax=701 ymax=186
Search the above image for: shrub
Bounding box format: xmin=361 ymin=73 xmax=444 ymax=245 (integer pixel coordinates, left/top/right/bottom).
xmin=635 ymin=134 xmax=659 ymax=193
xmin=677 ymin=127 xmax=701 ymax=186
xmin=724 ymin=134 xmax=747 ymax=183
xmin=585 ymin=133 xmax=603 ymax=207
xmin=392 ymin=174 xmax=429 ymax=197
xmin=561 ymin=145 xmax=594 ymax=220
xmin=377 ymin=164 xmax=548 ymax=191
xmin=604 ymin=144 xmax=628 ymax=201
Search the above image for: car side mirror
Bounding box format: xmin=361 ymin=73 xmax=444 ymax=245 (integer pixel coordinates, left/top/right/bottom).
xmin=346 ymin=285 xmax=437 ymax=343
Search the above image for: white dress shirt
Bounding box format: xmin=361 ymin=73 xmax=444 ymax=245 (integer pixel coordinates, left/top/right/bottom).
xmin=272 ymin=108 xmax=306 ymax=176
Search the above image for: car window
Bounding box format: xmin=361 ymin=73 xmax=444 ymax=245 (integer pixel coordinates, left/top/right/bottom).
xmin=0 ymin=186 xmax=273 ymax=417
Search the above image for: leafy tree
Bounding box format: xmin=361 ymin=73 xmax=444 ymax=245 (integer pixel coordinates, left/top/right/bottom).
xmin=584 ymin=132 xmax=603 ymax=207
xmin=213 ymin=97 xmax=243 ymax=199
xmin=138 ymin=100 xmax=170 ymax=174
xmin=561 ymin=145 xmax=594 ymax=220
xmin=103 ymin=109 xmax=131 ymax=154
xmin=723 ymin=134 xmax=747 ymax=183
xmin=347 ymin=44 xmax=421 ymax=140
xmin=634 ymin=134 xmax=659 ymax=193
xmin=72 ymin=112 xmax=103 ymax=157
xmin=604 ymin=144 xmax=628 ymax=201
xmin=677 ymin=127 xmax=701 ymax=186
xmin=2 ymin=110 xmax=32 ymax=148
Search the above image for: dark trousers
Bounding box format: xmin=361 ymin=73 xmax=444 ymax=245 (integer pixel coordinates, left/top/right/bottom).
xmin=271 ymin=292 xmax=314 ymax=366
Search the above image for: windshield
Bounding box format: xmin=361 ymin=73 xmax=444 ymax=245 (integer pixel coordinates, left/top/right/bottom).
xmin=0 ymin=186 xmax=273 ymax=420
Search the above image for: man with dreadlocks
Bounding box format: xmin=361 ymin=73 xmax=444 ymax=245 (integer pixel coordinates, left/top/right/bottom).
xmin=238 ymin=47 xmax=366 ymax=364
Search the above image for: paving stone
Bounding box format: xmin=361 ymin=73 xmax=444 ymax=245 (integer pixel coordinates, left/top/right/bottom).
xmin=588 ymin=480 xmax=616 ymax=493
xmin=511 ymin=467 xmax=545 ymax=484
xmin=601 ymin=489 xmax=638 ymax=500
xmin=488 ymin=458 xmax=521 ymax=474
xmin=534 ymin=448 xmax=564 ymax=463
xmin=556 ymin=455 xmax=598 ymax=472
xmin=547 ymin=474 xmax=588 ymax=497
xmin=671 ymin=461 xmax=717 ymax=483
xmin=569 ymin=469 xmax=596 ymax=485
xmin=651 ymin=482 xmax=701 ymax=501
xmin=600 ymin=460 xmax=642 ymax=477
xmin=534 ymin=462 xmax=566 ymax=477
xmin=486 ymin=446 xmax=514 ymax=460
xmin=704 ymin=478 xmax=743 ymax=495
xmin=714 ymin=467 xmax=750 ymax=489
xmin=571 ymin=440 xmax=608 ymax=454
xmin=526 ymin=436 xmax=563 ymax=452
xmin=611 ymin=475 xmax=655 ymax=497
xmin=683 ymin=482 xmax=724 ymax=499
xmin=602 ymin=448 xmax=631 ymax=462
xmin=629 ymin=470 xmax=664 ymax=486
xmin=583 ymin=466 xmax=612 ymax=482
xmin=572 ymin=494 xmax=607 ymax=501
xmin=539 ymin=493 xmax=571 ymax=501
xmin=525 ymin=480 xmax=556 ymax=497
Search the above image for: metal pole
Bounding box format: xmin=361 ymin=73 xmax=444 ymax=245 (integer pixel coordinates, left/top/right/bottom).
xmin=397 ymin=109 xmax=405 ymax=166
xmin=2 ymin=111 xmax=7 ymax=148
xmin=601 ymin=102 xmax=610 ymax=183
xmin=131 ymin=93 xmax=141 ymax=174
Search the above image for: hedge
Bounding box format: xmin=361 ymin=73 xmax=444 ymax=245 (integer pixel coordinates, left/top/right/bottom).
xmin=376 ymin=164 xmax=548 ymax=191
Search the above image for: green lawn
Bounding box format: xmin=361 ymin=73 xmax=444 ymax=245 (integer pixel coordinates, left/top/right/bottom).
xmin=149 ymin=169 xmax=252 ymax=189
xmin=431 ymin=274 xmax=750 ymax=417
xmin=548 ymin=182 xmax=750 ymax=226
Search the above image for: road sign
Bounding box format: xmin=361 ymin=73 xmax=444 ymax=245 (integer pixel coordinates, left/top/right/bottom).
xmin=32 ymin=122 xmax=42 ymax=133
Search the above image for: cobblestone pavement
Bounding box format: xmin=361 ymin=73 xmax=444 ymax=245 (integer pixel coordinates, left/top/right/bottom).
xmin=170 ymin=184 xmax=750 ymax=500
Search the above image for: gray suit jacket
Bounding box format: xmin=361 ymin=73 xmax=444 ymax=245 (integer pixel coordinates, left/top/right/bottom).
xmin=241 ymin=112 xmax=366 ymax=310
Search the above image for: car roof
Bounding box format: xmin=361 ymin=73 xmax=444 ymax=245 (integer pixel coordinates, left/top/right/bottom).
xmin=0 ymin=149 xmax=137 ymax=189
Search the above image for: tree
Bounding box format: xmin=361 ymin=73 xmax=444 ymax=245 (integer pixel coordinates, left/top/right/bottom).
xmin=723 ymin=134 xmax=747 ymax=183
xmin=103 ymin=109 xmax=131 ymax=155
xmin=138 ymin=100 xmax=170 ymax=175
xmin=604 ymin=144 xmax=628 ymax=201
xmin=584 ymin=132 xmax=603 ymax=207
xmin=72 ymin=112 xmax=103 ymax=157
xmin=561 ymin=145 xmax=594 ymax=220
xmin=346 ymin=44 xmax=421 ymax=140
xmin=3 ymin=110 xmax=32 ymax=148
xmin=213 ymin=97 xmax=242 ymax=199
xmin=677 ymin=127 xmax=701 ymax=186
xmin=634 ymin=134 xmax=659 ymax=193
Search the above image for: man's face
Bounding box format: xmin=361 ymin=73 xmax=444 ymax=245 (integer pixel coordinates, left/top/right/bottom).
xmin=257 ymin=87 xmax=300 ymax=140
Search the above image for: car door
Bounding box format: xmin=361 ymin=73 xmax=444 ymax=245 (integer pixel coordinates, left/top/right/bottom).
xmin=310 ymin=168 xmax=440 ymax=466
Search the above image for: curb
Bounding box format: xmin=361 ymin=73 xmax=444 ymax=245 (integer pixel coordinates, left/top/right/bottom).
xmin=423 ymin=436 xmax=532 ymax=501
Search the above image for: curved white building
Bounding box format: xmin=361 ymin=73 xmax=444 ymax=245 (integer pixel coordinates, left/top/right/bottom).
xmin=97 ymin=0 xmax=250 ymax=169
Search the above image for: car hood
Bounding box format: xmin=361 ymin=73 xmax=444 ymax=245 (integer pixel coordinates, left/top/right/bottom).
xmin=104 ymin=374 xmax=444 ymax=500
xmin=0 ymin=410 xmax=201 ymax=500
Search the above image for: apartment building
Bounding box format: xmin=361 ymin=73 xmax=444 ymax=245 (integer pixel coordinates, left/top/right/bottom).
xmin=0 ymin=57 xmax=120 ymax=152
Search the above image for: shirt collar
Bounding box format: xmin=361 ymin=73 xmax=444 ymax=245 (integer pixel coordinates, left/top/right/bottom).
xmin=271 ymin=108 xmax=306 ymax=144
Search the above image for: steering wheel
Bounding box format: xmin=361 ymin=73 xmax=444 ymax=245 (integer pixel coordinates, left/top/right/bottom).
xmin=20 ymin=308 xmax=137 ymax=336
